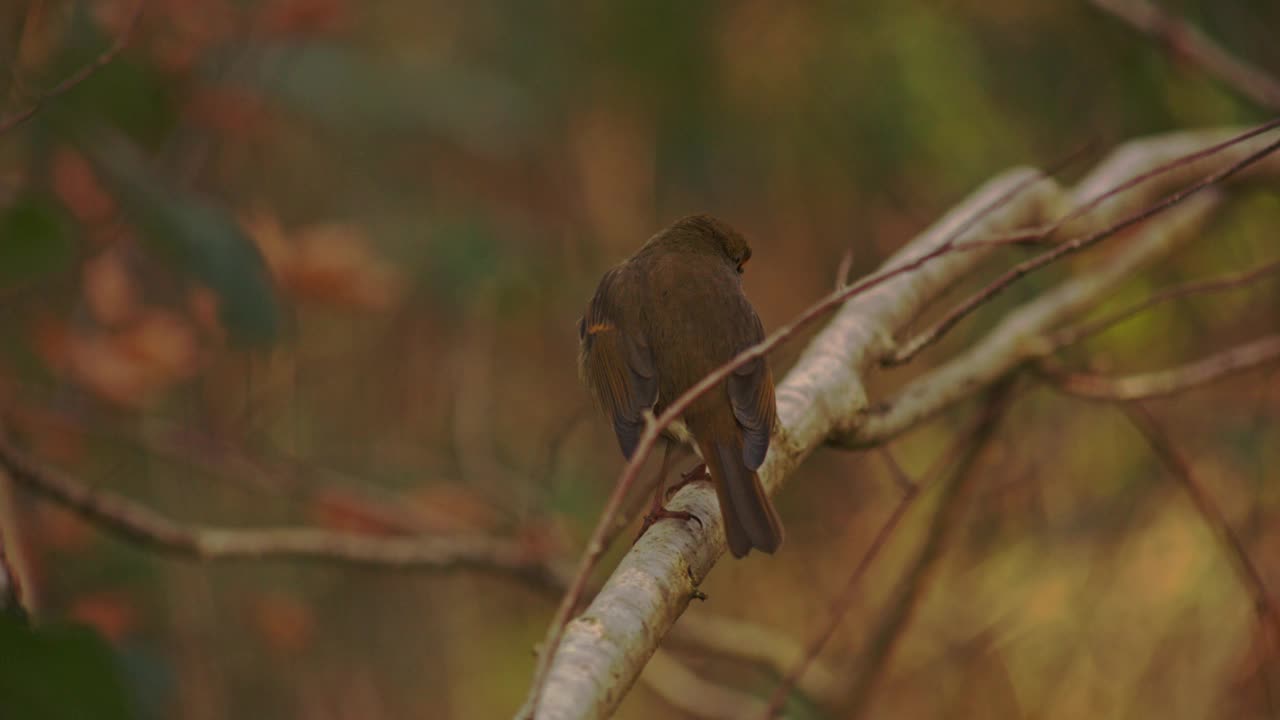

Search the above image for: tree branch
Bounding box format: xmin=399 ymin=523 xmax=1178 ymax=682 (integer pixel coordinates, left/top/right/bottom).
xmin=843 ymin=380 xmax=1017 ymax=719
xmin=884 ymin=126 xmax=1280 ymax=365
xmin=1045 ymin=334 xmax=1280 ymax=401
xmin=1048 ymin=257 xmax=1280 ymax=349
xmin=1089 ymin=0 xmax=1280 ymax=111
xmin=833 ymin=190 xmax=1223 ymax=448
xmin=1120 ymin=403 xmax=1280 ymax=640
xmin=0 ymin=436 xmax=574 ymax=592
xmin=0 ymin=1 xmax=146 ymax=135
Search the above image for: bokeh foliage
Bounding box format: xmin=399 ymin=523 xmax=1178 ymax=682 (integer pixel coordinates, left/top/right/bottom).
xmin=0 ymin=0 xmax=1278 ymax=718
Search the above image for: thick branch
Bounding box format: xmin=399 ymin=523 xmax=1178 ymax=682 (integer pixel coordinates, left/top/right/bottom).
xmin=834 ymin=191 xmax=1222 ymax=448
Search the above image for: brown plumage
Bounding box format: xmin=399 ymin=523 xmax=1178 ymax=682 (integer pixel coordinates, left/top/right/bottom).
xmin=578 ymin=214 xmax=783 ymax=558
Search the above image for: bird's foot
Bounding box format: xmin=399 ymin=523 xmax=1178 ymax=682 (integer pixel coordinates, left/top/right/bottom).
xmin=664 ymin=463 xmax=711 ymax=500
xmin=634 ymin=507 xmax=702 ymax=545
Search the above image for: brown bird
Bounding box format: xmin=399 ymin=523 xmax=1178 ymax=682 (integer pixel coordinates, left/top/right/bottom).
xmin=578 ymin=214 xmax=783 ymax=558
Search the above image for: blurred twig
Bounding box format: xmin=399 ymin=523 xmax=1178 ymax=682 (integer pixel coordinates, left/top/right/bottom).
xmin=1044 ymin=334 xmax=1280 ymax=400
xmin=1120 ymin=403 xmax=1280 ymax=643
xmin=1089 ymin=0 xmax=1280 ymax=111
xmin=843 ymin=380 xmax=1017 ymax=719
xmin=1049 ymin=257 xmax=1280 ymax=349
xmin=0 ymin=434 xmax=574 ymax=591
xmin=0 ymin=1 xmax=145 ymax=135
xmin=759 ymin=432 xmax=982 ymax=718
xmin=667 ymin=612 xmax=841 ymax=709
xmin=640 ymin=649 xmax=773 ymax=719
xmin=883 ymin=121 xmax=1280 ymax=366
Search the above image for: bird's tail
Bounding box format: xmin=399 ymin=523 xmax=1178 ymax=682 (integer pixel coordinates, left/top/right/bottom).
xmin=699 ymin=438 xmax=784 ymax=558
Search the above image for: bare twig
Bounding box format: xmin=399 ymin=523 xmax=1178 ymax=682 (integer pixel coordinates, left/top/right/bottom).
xmin=667 ymin=612 xmax=841 ymax=709
xmin=761 ymin=483 xmax=918 ymax=719
xmin=1046 ymin=334 xmax=1280 ymax=401
xmin=843 ymin=380 xmax=1017 ymax=719
xmin=0 ymin=436 xmax=573 ymax=592
xmin=876 ymin=447 xmax=917 ymax=493
xmin=760 ymin=419 xmax=984 ymax=718
xmin=640 ymin=649 xmax=772 ymax=719
xmin=0 ymin=1 xmax=146 ymax=135
xmin=1120 ymin=403 xmax=1280 ymax=639
xmin=1048 ymin=257 xmax=1280 ymax=349
xmin=883 ymin=121 xmax=1280 ymax=365
xmin=1089 ymin=0 xmax=1280 ymax=111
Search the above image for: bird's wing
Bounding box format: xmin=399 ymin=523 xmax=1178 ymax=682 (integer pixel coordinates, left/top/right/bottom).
xmin=726 ymin=300 xmax=777 ymax=470
xmin=579 ymin=266 xmax=657 ymax=459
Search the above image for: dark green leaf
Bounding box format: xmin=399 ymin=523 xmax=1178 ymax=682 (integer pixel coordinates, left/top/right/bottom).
xmin=79 ymin=133 xmax=281 ymax=345
xmin=215 ymin=43 xmax=536 ymax=153
xmin=0 ymin=198 xmax=77 ymax=289
xmin=0 ymin=614 xmax=137 ymax=720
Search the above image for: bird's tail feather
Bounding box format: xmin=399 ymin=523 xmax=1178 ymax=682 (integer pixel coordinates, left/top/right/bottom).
xmin=701 ymin=439 xmax=783 ymax=558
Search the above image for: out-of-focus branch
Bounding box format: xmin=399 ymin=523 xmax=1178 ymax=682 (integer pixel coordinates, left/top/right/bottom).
xmin=1045 ymin=334 xmax=1280 ymax=401
xmin=843 ymin=381 xmax=1017 ymax=719
xmin=1049 ymin=258 xmax=1280 ymax=349
xmin=639 ymin=649 xmax=772 ymax=719
xmin=666 ymin=613 xmax=841 ymax=708
xmin=760 ymin=430 xmax=977 ymax=718
xmin=0 ymin=436 xmax=574 ymax=592
xmin=1089 ymin=0 xmax=1280 ymax=111
xmin=522 ymin=125 xmax=1280 ymax=720
xmin=1120 ymin=403 xmax=1280 ymax=639
xmin=0 ymin=1 xmax=146 ymax=135
xmin=761 ymin=481 xmax=917 ymax=719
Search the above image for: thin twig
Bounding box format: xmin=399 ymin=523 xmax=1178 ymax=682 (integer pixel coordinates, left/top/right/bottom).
xmin=0 ymin=436 xmax=573 ymax=592
xmin=843 ymin=380 xmax=1018 ymax=718
xmin=884 ymin=120 xmax=1280 ymax=365
xmin=1049 ymin=257 xmax=1280 ymax=349
xmin=1120 ymin=403 xmax=1280 ymax=640
xmin=1046 ymin=334 xmax=1280 ymax=400
xmin=0 ymin=1 xmax=146 ymax=135
xmin=666 ymin=613 xmax=842 ymax=708
xmin=760 ymin=427 xmax=984 ymax=718
xmin=760 ymin=484 xmax=918 ymax=719
xmin=1089 ymin=0 xmax=1280 ymax=111
xmin=641 ymin=649 xmax=771 ymax=719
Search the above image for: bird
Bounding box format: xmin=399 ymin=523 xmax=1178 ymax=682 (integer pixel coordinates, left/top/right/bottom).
xmin=577 ymin=214 xmax=783 ymax=558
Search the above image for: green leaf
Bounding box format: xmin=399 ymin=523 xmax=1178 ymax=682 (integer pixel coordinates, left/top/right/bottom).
xmin=215 ymin=43 xmax=536 ymax=153
xmin=0 ymin=614 xmax=136 ymax=720
xmin=79 ymin=133 xmax=281 ymax=345
xmin=0 ymin=198 xmax=77 ymax=288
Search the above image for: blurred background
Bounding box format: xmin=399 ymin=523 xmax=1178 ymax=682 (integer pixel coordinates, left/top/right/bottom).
xmin=1 ymin=1 xmax=1279 ymax=718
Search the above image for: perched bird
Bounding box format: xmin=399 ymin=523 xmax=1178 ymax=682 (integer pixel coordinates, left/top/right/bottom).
xmin=578 ymin=215 xmax=783 ymax=558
